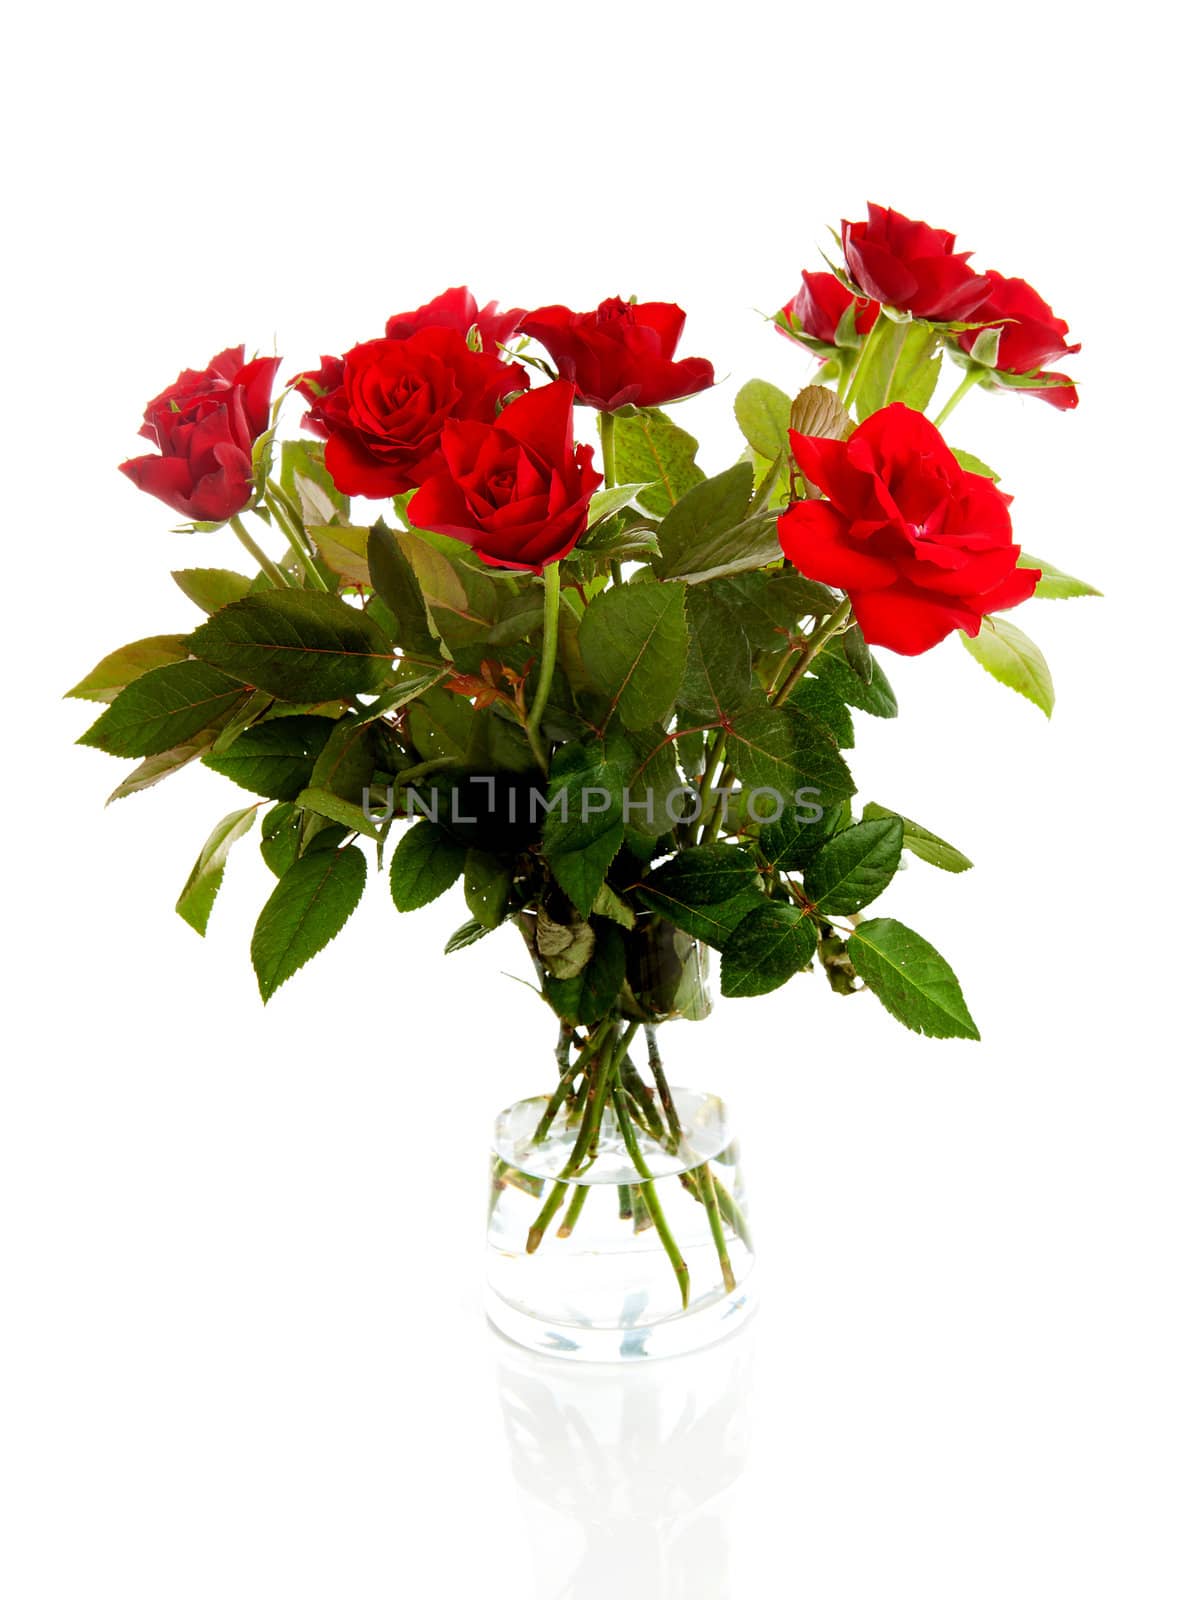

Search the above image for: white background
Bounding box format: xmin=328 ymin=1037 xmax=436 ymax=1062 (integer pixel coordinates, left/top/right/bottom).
xmin=3 ymin=2 xmax=1174 ymax=1595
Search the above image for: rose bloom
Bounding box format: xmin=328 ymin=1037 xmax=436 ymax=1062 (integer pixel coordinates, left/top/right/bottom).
xmin=777 ymin=270 xmax=880 ymax=348
xmin=407 ymin=381 xmax=602 ymax=571
xmin=383 ymin=286 xmax=525 ymax=350
xmin=778 ymin=403 xmax=1039 ymax=654
xmin=841 ymin=204 xmax=991 ymax=323
xmin=120 ymin=345 xmax=280 ymax=522
xmin=294 ymin=328 xmax=527 ymax=499
xmin=520 ymin=297 xmax=714 ymax=410
xmin=958 ymin=272 xmax=1080 ymax=410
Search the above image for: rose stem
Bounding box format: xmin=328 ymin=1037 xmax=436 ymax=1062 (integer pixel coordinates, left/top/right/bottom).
xmin=524 ymin=560 xmax=562 ymax=772
xmin=932 ymin=363 xmax=987 ymax=430
xmin=263 ymin=481 xmax=331 ymax=591
xmin=842 ymin=311 xmax=889 ymax=416
xmin=618 ymin=1183 xmax=634 ymax=1221
xmin=597 ymin=410 xmax=626 ymax=587
xmin=526 ymin=1181 xmax=569 ymax=1253
xmin=771 ymin=597 xmax=854 ymax=707
xmin=696 ymin=1161 xmax=736 ymax=1293
xmin=693 ymin=732 xmax=729 ymax=847
xmin=612 ymin=1082 xmax=691 ymax=1309
xmin=645 ymin=1024 xmax=683 ymax=1153
xmin=557 ymin=1183 xmax=590 ymax=1238
xmin=229 ymin=515 xmax=293 ymax=590
xmin=533 ymin=1019 xmax=606 ymax=1143
xmin=620 ymin=1056 xmax=665 ymax=1140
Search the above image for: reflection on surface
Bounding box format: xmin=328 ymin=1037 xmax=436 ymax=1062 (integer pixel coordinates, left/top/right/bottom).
xmin=494 ymin=1320 xmax=755 ymax=1599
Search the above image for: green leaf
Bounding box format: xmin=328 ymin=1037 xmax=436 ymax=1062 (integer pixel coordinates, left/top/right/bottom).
xmin=542 ymin=743 xmax=624 ymax=917
xmin=611 ymin=407 xmax=704 ymax=517
xmin=311 ymin=524 xmax=370 ymax=587
xmin=607 ymin=724 xmax=686 ymax=842
xmin=724 ymin=704 xmax=856 ymax=821
xmin=203 ymin=714 xmax=336 ymax=799
xmin=537 ymin=909 xmax=596 ymax=979
xmin=66 ymin=636 xmax=191 ymax=703
xmin=653 ymin=462 xmax=761 ymax=581
xmin=78 ymin=661 xmax=247 ymax=758
xmin=390 ymin=820 xmax=466 ymax=911
xmin=578 ymin=583 xmax=687 ymax=730
xmin=281 ymin=439 xmax=350 ymax=524
xmin=734 ymin=379 xmax=793 ymax=461
xmin=105 ymin=732 xmax=220 ymax=804
xmin=188 ymin=590 xmax=393 ymax=700
xmin=854 ymin=319 xmax=941 ymax=420
xmin=367 ymin=522 xmax=435 ymax=654
xmin=789 ymin=677 xmax=855 ymax=749
xmin=464 ymin=849 xmax=512 ymax=928
xmin=848 ymin=918 xmax=979 ymax=1040
xmin=720 ymin=902 xmax=818 ymax=997
xmin=172 ymin=568 xmax=255 ymax=615
xmin=959 ymin=616 xmax=1054 ymax=717
xmin=709 ymin=569 xmax=837 ymax=650
xmin=861 ymin=803 xmax=973 ymax=873
xmin=444 ymin=918 xmax=492 ymax=954
xmin=951 ymin=449 xmax=1000 ymax=481
xmin=306 ymin=713 xmax=382 ymax=804
xmin=810 ymin=639 xmax=898 ymax=718
xmin=546 ymin=921 xmax=625 ymax=1025
xmin=251 ymin=844 xmax=367 ymax=1001
xmin=592 ymin=883 xmax=636 ymax=929
xmin=261 ymin=802 xmax=299 ymax=876
xmin=175 ymin=806 xmax=258 ymax=935
xmin=804 ymin=816 xmax=903 ymax=915
xmin=1018 ymin=553 xmax=1102 ymax=600
xmin=295 ymin=787 xmax=379 ymax=839
xmin=586 ymin=483 xmax=654 ymax=527
xmin=636 ymin=846 xmax=765 ymax=949
xmin=400 ymin=528 xmax=501 ymax=651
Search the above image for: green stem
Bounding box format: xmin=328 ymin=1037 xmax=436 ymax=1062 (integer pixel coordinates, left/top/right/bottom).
xmin=525 ymin=560 xmax=562 ymax=772
xmin=557 ymin=1183 xmax=590 ymax=1239
xmin=265 ymin=484 xmax=331 ymax=592
xmin=932 ymin=363 xmax=987 ymax=429
xmin=599 ymin=410 xmax=617 ymax=488
xmin=526 ymin=1181 xmax=569 ymax=1253
xmin=645 ymin=1024 xmax=682 ymax=1152
xmin=771 ymin=597 xmax=853 ymax=707
xmin=612 ymin=1083 xmax=691 ymax=1309
xmin=230 ymin=515 xmax=292 ymax=589
xmin=842 ymin=312 xmax=888 ymax=416
xmin=693 ymin=731 xmax=729 ymax=847
xmin=697 ymin=1161 xmax=736 ymax=1293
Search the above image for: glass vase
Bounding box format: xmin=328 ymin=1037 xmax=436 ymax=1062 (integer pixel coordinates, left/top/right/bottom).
xmin=486 ymin=928 xmax=755 ymax=1361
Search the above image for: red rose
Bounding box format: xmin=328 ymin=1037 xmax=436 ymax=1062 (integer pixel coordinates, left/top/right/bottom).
xmin=778 ymin=270 xmax=880 ymax=348
xmin=120 ymin=345 xmax=280 ymax=523
xmin=841 ymin=204 xmax=991 ymax=323
xmin=406 ymin=381 xmax=603 ymax=571
xmin=294 ymin=328 xmax=528 ymax=499
xmin=520 ymin=297 xmax=714 ymax=410
xmin=778 ymin=404 xmax=1039 ymax=655
xmin=384 ymin=286 xmax=525 ymax=351
xmin=958 ymin=272 xmax=1080 ymax=410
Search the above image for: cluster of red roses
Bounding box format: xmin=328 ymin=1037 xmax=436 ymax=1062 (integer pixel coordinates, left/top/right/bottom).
xmin=779 ymin=202 xmax=1080 ymax=409
xmin=119 ymin=204 xmax=1080 ymax=655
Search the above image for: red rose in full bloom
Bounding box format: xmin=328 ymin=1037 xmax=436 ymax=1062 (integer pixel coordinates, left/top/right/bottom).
xmin=778 ymin=404 xmax=1039 ymax=654
xmin=958 ymin=272 xmax=1080 ymax=410
xmin=120 ymin=346 xmax=280 ymax=523
xmin=777 ymin=270 xmax=880 ymax=349
xmin=294 ymin=329 xmax=528 ymax=499
xmin=383 ymin=286 xmax=525 ymax=351
xmin=520 ymin=298 xmax=715 ymax=410
xmin=842 ymin=204 xmax=991 ymax=323
xmin=406 ymin=382 xmax=602 ymax=571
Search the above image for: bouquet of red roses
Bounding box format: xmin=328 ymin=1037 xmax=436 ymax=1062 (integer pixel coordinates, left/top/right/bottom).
xmin=71 ymin=205 xmax=1092 ymax=1349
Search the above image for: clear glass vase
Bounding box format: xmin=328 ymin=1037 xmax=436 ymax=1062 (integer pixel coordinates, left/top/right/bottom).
xmin=486 ymin=929 xmax=755 ymax=1361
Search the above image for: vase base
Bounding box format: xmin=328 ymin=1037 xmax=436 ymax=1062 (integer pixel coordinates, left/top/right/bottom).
xmin=485 ymin=1274 xmax=757 ymax=1363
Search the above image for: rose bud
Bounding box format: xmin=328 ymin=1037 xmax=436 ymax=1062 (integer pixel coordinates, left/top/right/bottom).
xmin=407 ymin=381 xmax=602 ymax=571
xmin=384 ymin=287 xmax=526 ymax=352
xmin=777 ymin=270 xmax=880 ymax=349
xmin=292 ymin=329 xmax=528 ymax=499
xmin=520 ymin=297 xmax=714 ymax=410
xmin=958 ymin=272 xmax=1080 ymax=410
xmin=841 ymin=204 xmax=991 ymax=323
xmin=778 ymin=403 xmax=1039 ymax=655
xmin=120 ymin=346 xmax=280 ymax=523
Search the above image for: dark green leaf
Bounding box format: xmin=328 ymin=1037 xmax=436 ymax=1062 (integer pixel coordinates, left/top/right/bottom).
xmin=724 ymin=704 xmax=856 ymax=824
xmin=611 ymin=407 xmax=704 ymax=517
xmin=810 ymin=638 xmax=898 ymax=717
xmin=607 ymin=724 xmax=686 ymax=842
xmin=390 ymin=820 xmax=466 ymax=911
xmin=720 ymin=902 xmax=818 ymax=997
xmin=78 ymin=662 xmax=247 ymax=758
xmin=67 ymin=636 xmax=191 ymax=703
xmin=861 ymin=803 xmax=973 ymax=873
xmin=542 ymin=743 xmax=625 ymax=916
xmin=546 ymin=921 xmax=625 ymax=1025
xmin=294 ymin=787 xmax=379 ymax=839
xmin=444 ymin=918 xmax=492 ymax=954
xmin=464 ymin=849 xmax=512 ymax=928
xmin=578 ymin=583 xmax=687 ymax=730
xmin=367 ymin=522 xmax=435 ymax=654
xmin=188 ymin=590 xmax=393 ymax=700
xmin=311 ymin=525 xmax=370 ymax=587
xmin=789 ymin=676 xmax=855 ymax=749
xmin=251 ymin=844 xmax=367 ymax=1001
xmin=849 ymin=918 xmax=979 ymax=1040
xmin=804 ymin=816 xmax=903 ymax=915
xmin=959 ymin=617 xmax=1054 ymax=716
xmin=105 ymin=732 xmax=220 ymax=804
xmin=708 ymin=569 xmax=836 ymax=650
xmin=204 ymin=714 xmax=336 ymax=799
xmin=654 ymin=462 xmax=755 ymax=580
xmin=636 ymin=845 xmax=765 ymax=949
xmin=175 ymin=806 xmax=258 ymax=935
xmin=261 ymin=802 xmax=300 ymax=876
